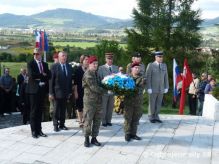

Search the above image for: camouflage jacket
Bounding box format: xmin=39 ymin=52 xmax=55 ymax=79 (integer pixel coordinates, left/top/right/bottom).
xmin=82 ymin=70 xmax=104 ymax=101
xmin=132 ymin=74 xmax=146 ymax=96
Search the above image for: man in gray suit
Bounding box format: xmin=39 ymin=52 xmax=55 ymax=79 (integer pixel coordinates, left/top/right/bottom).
xmin=98 ymin=53 xmax=118 ymax=127
xmin=49 ymin=51 xmax=73 ymax=132
xmin=146 ymin=51 xmax=169 ymax=123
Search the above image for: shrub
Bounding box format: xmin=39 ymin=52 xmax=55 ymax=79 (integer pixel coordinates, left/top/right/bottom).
xmin=212 ymin=86 xmax=219 ymax=100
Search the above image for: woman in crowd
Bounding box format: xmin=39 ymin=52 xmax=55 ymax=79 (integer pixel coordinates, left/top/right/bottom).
xmin=204 ymin=78 xmax=216 ymax=94
xmin=74 ymin=55 xmax=89 ymax=127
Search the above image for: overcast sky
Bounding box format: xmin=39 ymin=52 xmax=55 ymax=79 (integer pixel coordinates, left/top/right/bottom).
xmin=0 ymin=0 xmax=219 ymax=20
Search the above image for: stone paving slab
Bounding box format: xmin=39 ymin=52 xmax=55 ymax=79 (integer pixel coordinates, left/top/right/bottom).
xmin=0 ymin=114 xmax=217 ymax=164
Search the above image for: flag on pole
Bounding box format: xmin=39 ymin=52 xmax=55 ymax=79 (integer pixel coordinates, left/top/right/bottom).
xmin=34 ymin=30 xmax=40 ymax=48
xmin=173 ymin=59 xmax=182 ymax=102
xmin=44 ymin=31 xmax=49 ymax=52
xmin=179 ymin=58 xmax=193 ymax=115
xmin=40 ymin=30 xmax=45 ymax=52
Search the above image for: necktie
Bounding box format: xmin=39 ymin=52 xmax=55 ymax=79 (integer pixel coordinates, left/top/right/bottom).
xmin=109 ymin=67 xmax=112 ymax=73
xmin=159 ymin=63 xmax=161 ymax=70
xmin=63 ymin=65 xmax=67 ymax=77
xmin=39 ymin=61 xmax=43 ymax=73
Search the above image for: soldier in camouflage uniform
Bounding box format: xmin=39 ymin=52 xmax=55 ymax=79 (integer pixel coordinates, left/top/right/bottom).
xmin=83 ymin=56 xmax=104 ymax=147
xmin=124 ymin=62 xmax=146 ymax=142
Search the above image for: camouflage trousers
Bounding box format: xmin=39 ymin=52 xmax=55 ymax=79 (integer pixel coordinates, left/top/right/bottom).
xmin=83 ymin=100 xmax=102 ymax=137
xmin=123 ymin=96 xmax=143 ymax=135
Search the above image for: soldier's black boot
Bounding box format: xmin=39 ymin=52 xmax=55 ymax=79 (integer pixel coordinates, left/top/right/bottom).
xmin=130 ymin=134 xmax=141 ymax=140
xmin=125 ymin=134 xmax=131 ymax=142
xmin=84 ymin=136 xmax=90 ymax=147
xmin=91 ymin=137 xmax=101 ymax=146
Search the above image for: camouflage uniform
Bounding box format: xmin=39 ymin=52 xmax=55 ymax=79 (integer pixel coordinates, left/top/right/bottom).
xmin=123 ymin=75 xmax=145 ymax=136
xmin=83 ymin=70 xmax=104 ymax=137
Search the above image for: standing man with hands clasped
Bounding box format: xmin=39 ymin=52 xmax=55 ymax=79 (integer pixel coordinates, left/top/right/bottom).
xmin=146 ymin=51 xmax=169 ymax=123
xmin=49 ymin=51 xmax=73 ymax=132
xmin=26 ymin=48 xmax=51 ymax=138
xmin=98 ymin=52 xmax=118 ymax=127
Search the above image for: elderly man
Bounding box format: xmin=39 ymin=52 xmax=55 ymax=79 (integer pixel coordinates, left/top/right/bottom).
xmin=49 ymin=51 xmax=73 ymax=132
xmin=146 ymin=51 xmax=169 ymax=123
xmin=98 ymin=52 xmax=118 ymax=127
xmin=26 ymin=48 xmax=51 ymax=138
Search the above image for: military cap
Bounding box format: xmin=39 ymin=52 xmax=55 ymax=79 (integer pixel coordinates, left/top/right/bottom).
xmin=105 ymin=52 xmax=114 ymax=59
xmin=132 ymin=52 xmax=141 ymax=58
xmin=153 ymin=51 xmax=164 ymax=56
xmin=88 ymin=55 xmax=98 ymax=64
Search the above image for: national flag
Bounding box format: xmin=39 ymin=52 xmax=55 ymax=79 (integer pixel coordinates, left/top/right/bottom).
xmin=44 ymin=31 xmax=49 ymax=52
xmin=173 ymin=59 xmax=182 ymax=102
xmin=40 ymin=31 xmax=45 ymax=51
xmin=179 ymin=58 xmax=193 ymax=115
xmin=34 ymin=30 xmax=40 ymax=48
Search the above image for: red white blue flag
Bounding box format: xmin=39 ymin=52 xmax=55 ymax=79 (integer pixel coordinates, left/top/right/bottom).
xmin=34 ymin=29 xmax=49 ymax=52
xmin=173 ymin=59 xmax=182 ymax=102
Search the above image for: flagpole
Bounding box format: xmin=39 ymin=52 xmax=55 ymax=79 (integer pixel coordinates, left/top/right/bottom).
xmin=44 ymin=51 xmax=46 ymax=62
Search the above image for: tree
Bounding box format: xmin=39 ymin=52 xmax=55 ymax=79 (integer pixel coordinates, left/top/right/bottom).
xmin=126 ymin=0 xmax=202 ymax=55
xmin=94 ymin=40 xmax=127 ymax=66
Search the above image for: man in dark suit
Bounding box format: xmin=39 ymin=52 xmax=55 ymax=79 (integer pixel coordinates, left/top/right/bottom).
xmin=26 ymin=48 xmax=51 ymax=138
xmin=49 ymin=51 xmax=73 ymax=132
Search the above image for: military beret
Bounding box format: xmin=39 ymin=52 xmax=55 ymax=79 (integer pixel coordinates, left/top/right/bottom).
xmin=53 ymin=52 xmax=59 ymax=59
xmin=131 ymin=62 xmax=140 ymax=68
xmin=88 ymin=55 xmax=98 ymax=64
xmin=105 ymin=52 xmax=114 ymax=59
xmin=132 ymin=52 xmax=141 ymax=57
xmin=153 ymin=51 xmax=164 ymax=56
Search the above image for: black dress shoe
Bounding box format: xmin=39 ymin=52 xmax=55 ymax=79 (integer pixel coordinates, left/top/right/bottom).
xmin=32 ymin=132 xmax=38 ymax=139
xmin=91 ymin=137 xmax=101 ymax=146
xmin=130 ymin=135 xmax=141 ymax=140
xmin=125 ymin=134 xmax=131 ymax=142
xmin=84 ymin=136 xmax=90 ymax=147
xmin=155 ymin=119 xmax=163 ymax=123
xmin=54 ymin=126 xmax=59 ymax=132
xmin=107 ymin=123 xmax=112 ymax=126
xmin=38 ymin=131 xmax=47 ymax=137
xmin=150 ymin=120 xmax=156 ymax=123
xmin=59 ymin=125 xmax=68 ymax=130
xmin=102 ymin=123 xmax=107 ymax=127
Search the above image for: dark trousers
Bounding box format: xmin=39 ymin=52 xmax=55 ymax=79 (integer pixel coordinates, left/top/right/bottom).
xmin=188 ymin=94 xmax=197 ymax=115
xmin=53 ymin=98 xmax=67 ymax=127
xmin=2 ymin=90 xmax=12 ymax=114
xmin=29 ymin=88 xmax=45 ymax=134
xmin=23 ymin=95 xmax=30 ymax=124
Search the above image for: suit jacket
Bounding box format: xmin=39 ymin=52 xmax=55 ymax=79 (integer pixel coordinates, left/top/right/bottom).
xmin=146 ymin=62 xmax=169 ymax=93
xmin=26 ymin=60 xmax=51 ymax=94
xmin=17 ymin=74 xmax=25 ymax=96
xmin=49 ymin=63 xmax=73 ymax=99
xmin=98 ymin=64 xmax=119 ymax=81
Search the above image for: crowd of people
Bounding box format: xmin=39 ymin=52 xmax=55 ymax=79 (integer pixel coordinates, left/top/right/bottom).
xmin=174 ymin=72 xmax=217 ymax=116
xmin=6 ymin=48 xmax=217 ymax=148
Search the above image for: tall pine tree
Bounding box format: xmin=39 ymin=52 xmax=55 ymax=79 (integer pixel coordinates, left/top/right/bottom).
xmin=126 ymin=0 xmax=202 ymax=55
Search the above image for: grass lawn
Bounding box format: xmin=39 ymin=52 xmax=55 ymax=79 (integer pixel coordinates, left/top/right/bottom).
xmin=53 ymin=41 xmax=127 ymax=49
